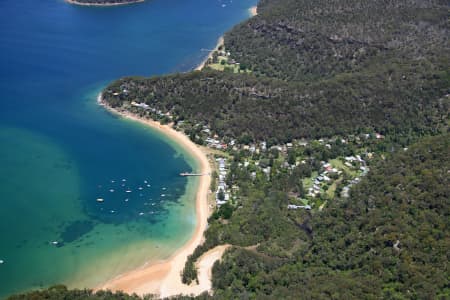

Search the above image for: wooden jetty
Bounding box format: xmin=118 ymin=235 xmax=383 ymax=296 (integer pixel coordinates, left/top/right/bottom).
xmin=179 ymin=172 xmax=209 ymax=177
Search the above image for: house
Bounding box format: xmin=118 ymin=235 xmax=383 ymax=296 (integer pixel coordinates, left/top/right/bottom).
xmin=375 ymin=133 xmax=384 ymax=139
xmin=131 ymin=101 xmax=149 ymax=109
xmin=341 ymin=186 xmax=350 ymax=198
xmin=287 ymin=204 xmax=311 ymax=210
xmin=260 ymin=141 xmax=267 ymax=151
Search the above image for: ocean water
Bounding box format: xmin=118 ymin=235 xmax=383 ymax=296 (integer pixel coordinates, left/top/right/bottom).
xmin=0 ymin=0 xmax=256 ymax=297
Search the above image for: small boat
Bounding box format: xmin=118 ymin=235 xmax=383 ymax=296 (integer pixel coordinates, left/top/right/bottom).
xmin=109 ymin=189 xmax=115 ymax=193
xmin=125 ymin=190 xmax=132 ymax=193
xmin=96 ymin=198 xmax=104 ymax=202
xmin=51 ymin=241 xmax=59 ymax=245
xmin=124 ymin=198 xmax=129 ymax=202
xmin=138 ymin=187 xmax=143 ymax=190
xmin=110 ymin=210 xmax=115 ymax=213
xmin=161 ymin=194 xmax=166 ymax=197
xmin=144 ymin=180 xmax=148 ymax=183
xmin=111 ymin=180 xmax=115 ymax=183
xmin=122 ymin=179 xmax=127 ymax=182
xmin=139 ymin=212 xmax=145 ymax=216
xmin=147 ymin=184 xmax=151 ymax=187
xmin=0 ymin=259 xmax=4 ymax=264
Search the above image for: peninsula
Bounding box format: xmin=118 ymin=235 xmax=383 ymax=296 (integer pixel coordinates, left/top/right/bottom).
xmin=66 ymin=0 xmax=144 ymax=6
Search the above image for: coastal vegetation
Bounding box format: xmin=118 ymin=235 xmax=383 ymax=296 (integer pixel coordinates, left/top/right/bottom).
xmin=103 ymin=0 xmax=449 ymax=143
xmin=102 ymin=0 xmax=450 ymax=298
xmin=11 ymin=0 xmax=450 ymax=298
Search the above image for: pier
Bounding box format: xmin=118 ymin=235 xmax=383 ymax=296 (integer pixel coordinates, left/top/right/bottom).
xmin=180 ymin=172 xmax=209 ymax=177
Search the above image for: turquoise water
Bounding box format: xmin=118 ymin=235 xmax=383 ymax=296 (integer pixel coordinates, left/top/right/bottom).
xmin=0 ymin=0 xmax=256 ymax=297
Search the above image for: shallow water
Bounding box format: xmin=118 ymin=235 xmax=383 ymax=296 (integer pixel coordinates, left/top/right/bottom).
xmin=0 ymin=0 xmax=256 ymax=296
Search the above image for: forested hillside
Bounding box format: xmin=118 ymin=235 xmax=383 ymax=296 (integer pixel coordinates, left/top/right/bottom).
xmin=208 ymin=134 xmax=449 ymax=299
xmin=105 ymin=67 xmax=448 ymax=142
xmin=11 ymin=0 xmax=450 ymax=299
xmin=104 ymin=0 xmax=449 ymax=143
xmin=225 ymin=0 xmax=449 ymax=81
xmin=9 ymin=135 xmax=450 ymax=299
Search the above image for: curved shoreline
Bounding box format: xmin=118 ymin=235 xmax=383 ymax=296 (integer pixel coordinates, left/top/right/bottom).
xmin=195 ymin=36 xmax=224 ymax=71
xmin=96 ymin=94 xmax=213 ymax=297
xmin=66 ymin=0 xmax=144 ymax=7
xmin=195 ymin=6 xmax=257 ymax=71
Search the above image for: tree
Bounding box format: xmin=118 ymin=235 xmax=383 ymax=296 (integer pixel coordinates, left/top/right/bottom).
xmin=218 ymin=189 xmax=225 ymax=201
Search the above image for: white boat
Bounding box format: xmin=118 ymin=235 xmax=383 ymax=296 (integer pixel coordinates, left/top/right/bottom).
xmin=124 ymin=198 xmax=129 ymax=202
xmin=0 ymin=259 xmax=4 ymax=264
xmin=126 ymin=190 xmax=132 ymax=193
xmin=96 ymin=198 xmax=104 ymax=202
xmin=51 ymin=241 xmax=59 ymax=245
xmin=139 ymin=212 xmax=145 ymax=216
xmin=109 ymin=189 xmax=114 ymax=192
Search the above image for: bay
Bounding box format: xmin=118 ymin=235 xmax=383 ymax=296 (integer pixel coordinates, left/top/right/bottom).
xmin=0 ymin=0 xmax=256 ymax=297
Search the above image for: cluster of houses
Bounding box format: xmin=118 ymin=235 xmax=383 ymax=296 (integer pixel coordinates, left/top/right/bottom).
xmin=341 ymin=155 xmax=369 ymax=198
xmin=307 ymin=162 xmax=342 ymax=198
xmin=131 ymin=101 xmax=173 ymax=120
xmin=287 ymin=204 xmax=311 ymax=210
xmin=216 ymin=49 xmax=239 ymax=66
xmin=215 ymin=158 xmax=230 ymax=206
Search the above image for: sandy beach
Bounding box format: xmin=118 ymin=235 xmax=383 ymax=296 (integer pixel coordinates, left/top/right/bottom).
xmin=66 ymin=0 xmax=144 ymax=6
xmin=195 ymin=6 xmax=257 ymax=71
xmin=195 ymin=36 xmax=224 ymax=71
xmin=96 ymin=94 xmax=225 ymax=297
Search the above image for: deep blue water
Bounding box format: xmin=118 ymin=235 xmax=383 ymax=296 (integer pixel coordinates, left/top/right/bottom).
xmin=0 ymin=0 xmax=255 ymax=296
